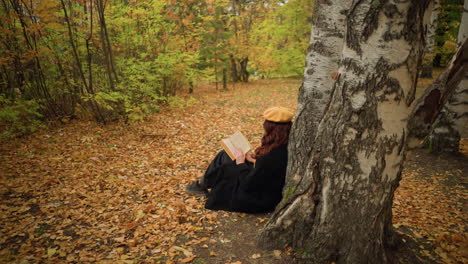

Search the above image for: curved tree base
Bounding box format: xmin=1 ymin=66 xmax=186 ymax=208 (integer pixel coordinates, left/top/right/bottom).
xmin=259 ymin=225 xmax=430 ymax=264
xmin=258 ymin=189 xmax=399 ymax=264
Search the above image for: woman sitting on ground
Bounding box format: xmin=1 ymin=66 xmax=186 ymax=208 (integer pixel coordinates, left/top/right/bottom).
xmin=186 ymin=106 xmax=293 ymax=213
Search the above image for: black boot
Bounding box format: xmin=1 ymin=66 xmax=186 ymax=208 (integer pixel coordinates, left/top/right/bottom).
xmin=185 ymin=180 xmax=208 ymax=196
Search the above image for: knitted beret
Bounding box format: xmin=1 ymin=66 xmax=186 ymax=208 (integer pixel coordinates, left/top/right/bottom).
xmin=263 ymin=106 xmax=294 ymax=123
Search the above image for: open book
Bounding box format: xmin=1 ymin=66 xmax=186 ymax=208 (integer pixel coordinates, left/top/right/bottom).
xmin=220 ymin=131 xmax=253 ymax=160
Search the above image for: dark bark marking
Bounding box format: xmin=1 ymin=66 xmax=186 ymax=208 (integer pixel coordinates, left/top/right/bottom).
xmin=383 ymin=30 xmax=402 ymax=42
xmin=325 ymin=31 xmax=345 ymax=39
xmin=309 ymin=41 xmax=334 ymax=57
xmin=381 ymin=76 xmax=404 ymax=102
xmin=311 ymin=90 xmax=324 ymax=99
xmin=382 ymin=3 xmax=400 ymax=19
xmin=346 ymin=9 xmax=363 ymax=55
xmin=404 ymin=0 xmax=432 ymax=42
xmin=362 ymin=0 xmax=387 ymax=42
xmin=342 ymin=57 xmax=365 ymax=75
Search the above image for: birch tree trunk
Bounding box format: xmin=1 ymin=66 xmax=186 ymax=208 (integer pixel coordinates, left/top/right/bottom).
xmin=427 ymin=0 xmax=468 ymax=153
xmin=259 ymin=1 xmax=432 ymax=263
xmin=278 ymin=0 xmax=351 ymax=237
xmin=420 ymin=0 xmax=440 ymax=78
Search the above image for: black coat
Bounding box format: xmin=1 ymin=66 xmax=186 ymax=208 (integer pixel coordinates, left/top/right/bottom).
xmin=205 ymin=145 xmax=288 ymax=213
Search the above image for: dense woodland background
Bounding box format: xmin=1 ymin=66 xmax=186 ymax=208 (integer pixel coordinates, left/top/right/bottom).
xmin=0 ymin=0 xmax=464 ymax=141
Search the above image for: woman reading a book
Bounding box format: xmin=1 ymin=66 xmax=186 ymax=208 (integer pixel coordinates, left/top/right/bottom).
xmin=186 ymin=106 xmax=293 ymax=213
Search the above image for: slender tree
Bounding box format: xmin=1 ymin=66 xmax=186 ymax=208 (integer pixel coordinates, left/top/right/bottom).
xmin=96 ymin=0 xmax=119 ymax=89
xmin=8 ymin=0 xmax=57 ymax=115
xmin=426 ymin=0 xmax=468 ymax=153
xmin=408 ymin=39 xmax=468 ymax=147
xmin=61 ymin=0 xmax=89 ymax=94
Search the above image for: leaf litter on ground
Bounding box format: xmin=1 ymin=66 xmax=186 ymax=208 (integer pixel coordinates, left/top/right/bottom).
xmin=0 ymin=79 xmax=466 ymax=263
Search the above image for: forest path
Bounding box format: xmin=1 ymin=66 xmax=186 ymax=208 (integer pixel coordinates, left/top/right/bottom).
xmin=0 ymin=79 xmax=466 ymax=263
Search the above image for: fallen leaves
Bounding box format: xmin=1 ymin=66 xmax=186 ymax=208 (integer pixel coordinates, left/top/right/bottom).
xmin=172 ymin=246 xmax=193 ymax=257
xmin=180 ymin=255 xmax=196 ymax=263
xmin=47 ymin=247 xmax=57 ymax=257
xmin=2 ymin=80 xmax=301 ymax=263
xmin=393 ymin=152 xmax=467 ymax=263
xmin=0 ymin=79 xmax=465 ymax=263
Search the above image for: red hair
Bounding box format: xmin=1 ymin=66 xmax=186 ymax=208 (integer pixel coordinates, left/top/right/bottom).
xmin=254 ymin=120 xmax=292 ymax=158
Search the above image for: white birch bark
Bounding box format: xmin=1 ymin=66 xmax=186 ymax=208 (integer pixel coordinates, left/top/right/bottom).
xmin=287 ymin=0 xmax=351 ymax=189
xmin=427 ymin=0 xmax=468 ymax=153
xmin=260 ymin=1 xmax=433 ymax=263
xmin=260 ymin=0 xmax=351 ymax=249
xmin=421 ymin=0 xmax=440 ymax=78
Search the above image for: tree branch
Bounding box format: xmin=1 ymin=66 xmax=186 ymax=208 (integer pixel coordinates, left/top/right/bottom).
xmin=407 ymin=39 xmax=468 ymax=148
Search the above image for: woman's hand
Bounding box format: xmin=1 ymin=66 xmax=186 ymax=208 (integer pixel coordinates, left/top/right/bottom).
xmin=234 ymin=149 xmax=246 ymax=165
xmin=245 ymin=151 xmax=256 ymax=163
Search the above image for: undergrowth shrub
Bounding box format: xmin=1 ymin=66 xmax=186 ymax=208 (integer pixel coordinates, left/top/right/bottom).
xmin=167 ymin=96 xmax=198 ymax=108
xmin=0 ymin=96 xmax=43 ymax=140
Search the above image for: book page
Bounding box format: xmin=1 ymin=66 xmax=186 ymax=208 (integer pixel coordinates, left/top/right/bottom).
xmin=229 ymin=131 xmax=252 ymax=154
xmin=221 ymin=138 xmax=236 ymax=160
xmin=220 ymin=131 xmax=252 ymax=160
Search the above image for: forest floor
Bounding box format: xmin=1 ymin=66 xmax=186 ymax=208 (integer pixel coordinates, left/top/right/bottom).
xmin=0 ymin=79 xmax=467 ymax=264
